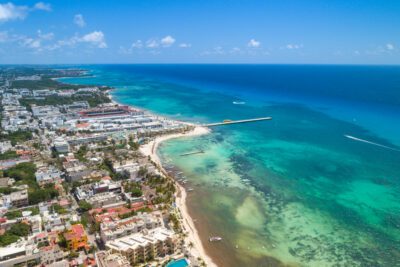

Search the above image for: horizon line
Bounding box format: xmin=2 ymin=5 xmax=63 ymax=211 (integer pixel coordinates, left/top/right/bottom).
xmin=0 ymin=62 xmax=399 ymax=66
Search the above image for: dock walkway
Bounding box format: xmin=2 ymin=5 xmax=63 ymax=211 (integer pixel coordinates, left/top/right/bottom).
xmin=204 ymin=117 xmax=272 ymax=127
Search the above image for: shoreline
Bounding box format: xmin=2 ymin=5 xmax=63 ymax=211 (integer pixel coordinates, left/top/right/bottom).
xmin=139 ymin=126 xmax=218 ymax=267
xmin=59 ymin=70 xmax=218 ymax=266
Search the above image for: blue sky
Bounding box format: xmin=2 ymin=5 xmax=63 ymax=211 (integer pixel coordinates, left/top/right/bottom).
xmin=0 ymin=0 xmax=399 ymax=64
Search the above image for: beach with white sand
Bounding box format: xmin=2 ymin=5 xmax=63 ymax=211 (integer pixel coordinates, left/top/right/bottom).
xmin=140 ymin=125 xmax=217 ymax=267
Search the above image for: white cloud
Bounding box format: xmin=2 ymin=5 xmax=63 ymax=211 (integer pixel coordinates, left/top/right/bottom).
xmin=179 ymin=43 xmax=191 ymax=48
xmin=386 ymin=43 xmax=394 ymax=50
xmin=230 ymin=47 xmax=241 ymax=54
xmin=18 ymin=30 xmax=54 ymax=52
xmin=33 ymin=2 xmax=51 ymax=11
xmin=131 ymin=40 xmax=143 ymax=48
xmin=21 ymin=37 xmax=41 ymax=49
xmin=0 ymin=2 xmax=50 ymax=23
xmin=73 ymin=14 xmax=86 ymax=28
xmin=0 ymin=3 xmax=28 ymax=22
xmin=248 ymin=39 xmax=261 ymax=48
xmin=161 ymin=35 xmax=175 ymax=47
xmin=285 ymin=44 xmax=302 ymax=49
xmin=146 ymin=39 xmax=159 ymax=48
xmin=37 ymin=30 xmax=53 ymax=40
xmin=80 ymin=31 xmax=107 ymax=48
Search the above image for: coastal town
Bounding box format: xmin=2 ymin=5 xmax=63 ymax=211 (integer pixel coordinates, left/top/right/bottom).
xmin=0 ymin=67 xmax=213 ymax=267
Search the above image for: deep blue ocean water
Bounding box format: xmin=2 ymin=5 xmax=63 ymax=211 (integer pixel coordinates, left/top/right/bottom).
xmin=61 ymin=65 xmax=400 ymax=267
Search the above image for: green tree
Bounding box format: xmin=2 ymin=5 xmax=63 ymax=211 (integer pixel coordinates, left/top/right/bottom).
xmin=78 ymin=200 xmax=93 ymax=212
xmin=9 ymin=223 xmax=30 ymax=237
xmin=4 ymin=162 xmax=36 ymax=183
xmin=131 ymin=187 xmax=143 ymax=197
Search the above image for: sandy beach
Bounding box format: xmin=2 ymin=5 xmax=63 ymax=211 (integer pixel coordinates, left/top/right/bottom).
xmin=140 ymin=125 xmax=218 ymax=267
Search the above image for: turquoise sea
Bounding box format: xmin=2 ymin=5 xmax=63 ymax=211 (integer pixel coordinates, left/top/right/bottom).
xmin=61 ymin=65 xmax=400 ymax=267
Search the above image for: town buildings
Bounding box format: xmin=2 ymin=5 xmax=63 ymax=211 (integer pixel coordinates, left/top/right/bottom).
xmin=105 ymin=227 xmax=178 ymax=266
xmin=0 ymin=68 xmax=188 ymax=267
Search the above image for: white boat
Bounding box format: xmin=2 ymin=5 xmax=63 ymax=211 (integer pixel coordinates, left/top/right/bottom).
xmin=209 ymin=236 xmax=223 ymax=242
xmin=233 ymin=101 xmax=246 ymax=105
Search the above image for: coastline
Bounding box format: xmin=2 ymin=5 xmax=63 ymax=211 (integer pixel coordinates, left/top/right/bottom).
xmin=139 ymin=126 xmax=218 ymax=267
xmin=58 ymin=73 xmax=218 ymax=266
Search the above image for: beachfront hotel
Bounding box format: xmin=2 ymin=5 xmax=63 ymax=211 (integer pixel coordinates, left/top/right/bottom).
xmin=105 ymin=227 xmax=178 ymax=265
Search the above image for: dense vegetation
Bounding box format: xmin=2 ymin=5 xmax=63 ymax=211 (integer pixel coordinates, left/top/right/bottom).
xmin=4 ymin=162 xmax=37 ymax=184
xmin=4 ymin=163 xmax=59 ymax=204
xmin=0 ymin=222 xmax=31 ymax=247
xmin=5 ymin=207 xmax=39 ymax=219
xmin=0 ymin=130 xmax=33 ymax=146
xmin=124 ymin=182 xmax=143 ymax=197
xmin=11 ymin=78 xmax=81 ymax=90
xmin=52 ymin=204 xmax=68 ymax=214
xmin=19 ymin=93 xmax=111 ymax=109
xmin=28 ymin=184 xmax=59 ymax=205
xmin=75 ymin=145 xmax=88 ymax=162
xmin=78 ymin=200 xmax=93 ymax=212
xmin=0 ymin=187 xmax=19 ymax=195
xmin=0 ymin=150 xmax=18 ymax=160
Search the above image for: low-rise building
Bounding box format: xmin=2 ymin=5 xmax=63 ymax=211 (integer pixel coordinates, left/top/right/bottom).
xmin=0 ymin=241 xmax=41 ymax=267
xmin=43 ymin=212 xmax=64 ymax=232
xmin=64 ymin=224 xmax=88 ymax=251
xmin=35 ymin=166 xmax=63 ymax=185
xmin=100 ymin=212 xmax=163 ymax=243
xmin=53 ymin=137 xmax=70 ymax=153
xmin=0 ymin=141 xmax=12 ymax=153
xmin=39 ymin=244 xmax=64 ymax=265
xmin=105 ymin=227 xmax=178 ymax=265
xmin=2 ymin=189 xmax=29 ymax=208
xmin=86 ymin=192 xmax=122 ymax=209
xmin=62 ymin=101 xmax=90 ymax=112
xmin=75 ymin=179 xmax=122 ymax=201
xmin=63 ymin=160 xmax=91 ymax=182
xmin=31 ymin=105 xmax=61 ymax=118
xmin=0 ymin=177 xmax=14 ymax=188
xmin=96 ymin=251 xmax=130 ymax=267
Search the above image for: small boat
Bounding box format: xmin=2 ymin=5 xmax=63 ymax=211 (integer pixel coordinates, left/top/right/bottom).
xmin=188 ymin=188 xmax=194 ymax=192
xmin=209 ymin=236 xmax=223 ymax=242
xmin=233 ymin=101 xmax=246 ymax=105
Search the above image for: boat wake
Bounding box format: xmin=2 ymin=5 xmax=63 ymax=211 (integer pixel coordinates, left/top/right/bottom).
xmin=344 ymin=135 xmax=400 ymax=152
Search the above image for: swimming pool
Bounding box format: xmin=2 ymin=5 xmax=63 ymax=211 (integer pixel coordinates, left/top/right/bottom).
xmin=166 ymin=258 xmax=189 ymax=267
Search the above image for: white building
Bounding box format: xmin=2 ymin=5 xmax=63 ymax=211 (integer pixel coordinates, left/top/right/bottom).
xmin=100 ymin=212 xmax=163 ymax=243
xmin=53 ymin=137 xmax=69 ymax=153
xmin=35 ymin=166 xmax=63 ymax=185
xmin=105 ymin=227 xmax=178 ymax=266
xmin=0 ymin=141 xmax=12 ymax=154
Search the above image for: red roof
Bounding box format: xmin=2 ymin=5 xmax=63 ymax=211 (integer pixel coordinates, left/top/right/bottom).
xmin=36 ymin=232 xmax=47 ymax=239
xmin=76 ymin=122 xmax=90 ymax=128
xmin=59 ymin=199 xmax=70 ymax=206
xmin=64 ymin=224 xmax=86 ymax=241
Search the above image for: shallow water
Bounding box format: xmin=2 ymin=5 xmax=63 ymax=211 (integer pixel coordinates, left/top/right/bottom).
xmin=62 ymin=65 xmax=400 ymax=266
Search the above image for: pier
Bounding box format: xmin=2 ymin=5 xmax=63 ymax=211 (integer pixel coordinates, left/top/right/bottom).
xmin=204 ymin=117 xmax=272 ymax=127
xmin=180 ymin=150 xmax=204 ymax=156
